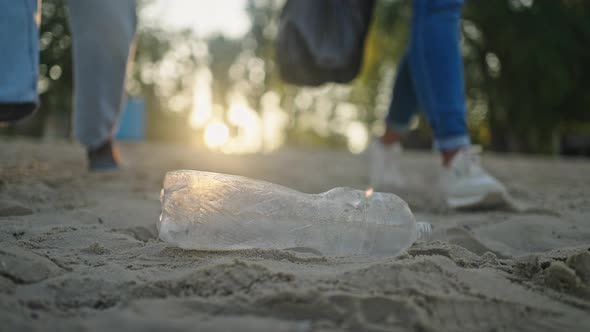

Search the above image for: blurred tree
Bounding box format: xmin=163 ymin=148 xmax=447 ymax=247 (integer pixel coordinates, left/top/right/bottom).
xmin=462 ymin=0 xmax=590 ymax=153
xmin=207 ymin=35 xmax=243 ymax=108
xmin=243 ymin=0 xmax=284 ymax=109
xmin=38 ymin=0 xmax=73 ymax=137
xmin=38 ymin=0 xmax=73 ymax=113
xmin=130 ymin=26 xmax=201 ymax=143
xmin=3 ymin=0 xmax=589 ymax=155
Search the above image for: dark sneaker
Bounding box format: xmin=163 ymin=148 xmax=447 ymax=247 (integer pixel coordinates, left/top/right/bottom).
xmin=0 ymin=103 xmax=37 ymax=124
xmin=88 ymin=140 xmax=120 ymax=171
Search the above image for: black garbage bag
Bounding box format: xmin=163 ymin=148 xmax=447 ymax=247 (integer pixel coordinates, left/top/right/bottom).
xmin=276 ymin=0 xmax=376 ymax=86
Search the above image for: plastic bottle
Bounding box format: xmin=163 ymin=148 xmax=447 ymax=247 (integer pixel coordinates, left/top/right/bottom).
xmin=158 ymin=170 xmax=431 ymax=256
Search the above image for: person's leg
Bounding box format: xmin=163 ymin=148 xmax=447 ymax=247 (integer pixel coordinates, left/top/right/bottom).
xmin=408 ymin=0 xmax=470 ymax=165
xmin=0 ymin=0 xmax=39 ymax=123
xmin=371 ymin=54 xmax=420 ymax=188
xmin=67 ymin=0 xmax=136 ymax=169
xmin=406 ymin=0 xmax=507 ymax=208
xmin=382 ymin=54 xmax=420 ymax=146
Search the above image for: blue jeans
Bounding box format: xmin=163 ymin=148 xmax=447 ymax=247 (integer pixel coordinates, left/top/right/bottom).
xmin=0 ymin=0 xmax=136 ymax=149
xmin=386 ymin=0 xmax=470 ymax=151
xmin=0 ymin=0 xmax=39 ymax=104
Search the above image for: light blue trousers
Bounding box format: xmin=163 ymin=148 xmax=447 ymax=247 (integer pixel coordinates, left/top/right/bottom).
xmin=0 ymin=0 xmax=136 ymax=149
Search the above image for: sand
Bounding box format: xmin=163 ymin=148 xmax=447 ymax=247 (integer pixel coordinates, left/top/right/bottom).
xmin=0 ymin=139 xmax=589 ymax=332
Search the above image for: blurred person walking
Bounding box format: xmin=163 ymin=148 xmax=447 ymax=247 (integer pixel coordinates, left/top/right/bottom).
xmin=369 ymin=0 xmax=507 ymax=209
xmin=0 ymin=0 xmax=136 ymax=170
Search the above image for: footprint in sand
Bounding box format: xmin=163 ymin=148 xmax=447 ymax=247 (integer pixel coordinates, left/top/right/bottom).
xmin=0 ymin=246 xmax=61 ymax=284
xmin=0 ymin=199 xmax=33 ymax=217
xmin=445 ymin=226 xmax=508 ymax=258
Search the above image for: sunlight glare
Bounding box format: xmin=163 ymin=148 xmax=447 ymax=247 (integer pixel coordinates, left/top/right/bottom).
xmin=141 ymin=0 xmax=251 ymax=39
xmin=204 ymin=121 xmax=230 ymax=149
xmin=222 ymin=94 xmax=263 ymax=154
xmin=190 ymin=68 xmax=213 ymax=128
xmin=228 ymin=102 xmax=258 ymax=129
xmin=346 ymin=121 xmax=369 ymax=154
xmin=261 ymin=91 xmax=289 ymax=152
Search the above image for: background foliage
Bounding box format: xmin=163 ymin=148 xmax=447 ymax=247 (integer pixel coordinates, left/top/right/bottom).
xmin=4 ymin=0 xmax=590 ymax=155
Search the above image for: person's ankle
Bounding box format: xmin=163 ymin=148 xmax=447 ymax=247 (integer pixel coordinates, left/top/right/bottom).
xmin=0 ymin=102 xmax=38 ymax=124
xmin=87 ymin=139 xmax=120 ymax=171
xmin=441 ymin=150 xmax=460 ymax=167
xmin=380 ymin=127 xmax=402 ymax=146
xmin=441 ymin=145 xmax=472 ymax=168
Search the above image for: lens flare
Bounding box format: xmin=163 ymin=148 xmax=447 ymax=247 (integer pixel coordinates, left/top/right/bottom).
xmin=204 ymin=121 xmax=230 ymax=149
xmin=190 ymin=68 xmax=213 ymax=128
xmin=346 ymin=121 xmax=369 ymax=154
xmin=192 ymin=87 xmax=289 ymax=154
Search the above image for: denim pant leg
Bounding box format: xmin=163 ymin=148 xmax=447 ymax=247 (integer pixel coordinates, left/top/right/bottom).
xmin=0 ymin=0 xmax=39 ymax=104
xmin=408 ymin=0 xmax=470 ymax=151
xmin=385 ymin=54 xmax=420 ymax=133
xmin=67 ymin=0 xmax=137 ymax=149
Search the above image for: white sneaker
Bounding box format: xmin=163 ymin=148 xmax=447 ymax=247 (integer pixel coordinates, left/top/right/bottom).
xmin=440 ymin=146 xmax=508 ymax=209
xmin=369 ymin=140 xmax=405 ymax=189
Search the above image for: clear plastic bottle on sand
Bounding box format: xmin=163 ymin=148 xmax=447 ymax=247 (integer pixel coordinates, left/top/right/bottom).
xmin=158 ymin=170 xmax=431 ymax=257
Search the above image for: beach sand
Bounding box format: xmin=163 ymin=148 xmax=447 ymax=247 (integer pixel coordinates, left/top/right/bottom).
xmin=1 ymin=139 xmax=589 ymax=331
